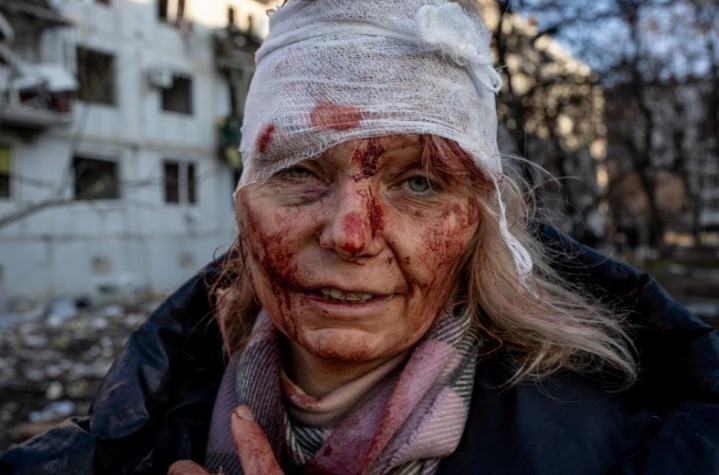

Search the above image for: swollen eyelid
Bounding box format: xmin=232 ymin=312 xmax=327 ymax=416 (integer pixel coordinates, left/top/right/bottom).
xmin=287 ymin=167 xmax=312 ymax=179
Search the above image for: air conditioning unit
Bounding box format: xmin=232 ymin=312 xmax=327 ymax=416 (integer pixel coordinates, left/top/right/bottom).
xmin=148 ymin=67 xmax=174 ymax=89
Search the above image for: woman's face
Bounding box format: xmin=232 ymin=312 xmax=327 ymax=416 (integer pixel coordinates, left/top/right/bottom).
xmin=236 ymin=135 xmax=479 ymax=365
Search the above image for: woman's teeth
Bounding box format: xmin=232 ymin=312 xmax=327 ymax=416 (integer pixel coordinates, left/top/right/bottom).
xmin=319 ymin=288 xmax=374 ymax=303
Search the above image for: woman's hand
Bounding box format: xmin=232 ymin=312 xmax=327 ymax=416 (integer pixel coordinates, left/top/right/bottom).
xmin=231 ymin=405 xmax=284 ymax=474
xmin=168 ymin=405 xmax=283 ymax=475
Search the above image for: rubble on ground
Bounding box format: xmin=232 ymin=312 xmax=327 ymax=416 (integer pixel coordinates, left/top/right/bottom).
xmin=0 ymin=297 xmax=160 ymax=452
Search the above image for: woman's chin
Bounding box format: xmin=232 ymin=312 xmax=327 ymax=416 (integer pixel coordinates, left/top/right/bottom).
xmin=295 ymin=328 xmax=397 ymax=364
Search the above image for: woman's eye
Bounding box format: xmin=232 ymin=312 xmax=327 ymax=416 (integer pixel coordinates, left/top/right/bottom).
xmin=406 ymin=176 xmax=431 ymax=193
xmin=287 ymin=167 xmax=311 ymax=179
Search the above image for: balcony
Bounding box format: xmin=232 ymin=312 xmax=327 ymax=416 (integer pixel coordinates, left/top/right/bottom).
xmin=0 ymin=0 xmax=74 ymax=132
xmin=0 ymin=47 xmax=77 ymax=132
xmin=0 ymin=0 xmax=69 ymax=27
xmin=213 ymin=25 xmax=260 ymax=72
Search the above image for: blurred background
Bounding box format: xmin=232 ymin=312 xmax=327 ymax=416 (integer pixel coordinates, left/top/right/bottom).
xmin=0 ymin=0 xmax=717 ymax=450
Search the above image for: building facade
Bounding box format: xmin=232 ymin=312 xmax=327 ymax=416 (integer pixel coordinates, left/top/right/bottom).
xmin=0 ymin=0 xmax=272 ymax=299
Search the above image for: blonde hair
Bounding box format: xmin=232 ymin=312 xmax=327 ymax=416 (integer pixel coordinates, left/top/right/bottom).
xmin=214 ymin=134 xmax=637 ymax=389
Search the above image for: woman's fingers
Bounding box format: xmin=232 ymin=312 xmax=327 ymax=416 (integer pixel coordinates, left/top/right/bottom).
xmin=232 ymin=405 xmax=284 ymax=475
xmin=167 ymin=406 xmax=284 ymax=475
xmin=167 ymin=460 xmax=214 ymax=474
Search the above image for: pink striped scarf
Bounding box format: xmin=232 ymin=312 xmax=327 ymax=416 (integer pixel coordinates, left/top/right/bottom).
xmin=205 ymin=308 xmax=479 ymax=475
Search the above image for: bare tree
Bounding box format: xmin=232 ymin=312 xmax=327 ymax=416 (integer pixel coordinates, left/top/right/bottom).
xmin=490 ymin=0 xmax=607 ymax=241
xmin=504 ymin=0 xmax=719 ymax=250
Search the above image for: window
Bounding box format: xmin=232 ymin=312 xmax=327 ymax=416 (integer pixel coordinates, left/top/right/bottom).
xmin=158 ymin=0 xmax=168 ymax=19
xmin=76 ymin=47 xmax=116 ymax=105
xmin=161 ymin=75 xmax=193 ymax=115
xmin=164 ymin=162 xmax=179 ymax=203
xmin=163 ymin=161 xmax=197 ymax=204
xmin=187 ymin=162 xmax=196 ymax=203
xmin=158 ymin=0 xmax=185 ymax=22
xmin=74 ymin=157 xmax=119 ymax=200
xmin=0 ymin=144 xmax=10 ymax=198
xmin=228 ymin=7 xmax=236 ymax=26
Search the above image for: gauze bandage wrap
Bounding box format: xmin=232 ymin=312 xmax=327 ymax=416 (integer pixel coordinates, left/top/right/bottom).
xmin=237 ymin=0 xmax=533 ymax=281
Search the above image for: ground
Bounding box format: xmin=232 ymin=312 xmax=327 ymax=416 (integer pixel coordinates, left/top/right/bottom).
xmin=0 ymin=299 xmax=153 ymax=452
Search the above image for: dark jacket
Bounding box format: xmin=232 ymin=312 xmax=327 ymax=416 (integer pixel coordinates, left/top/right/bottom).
xmin=2 ymin=223 xmax=718 ymax=474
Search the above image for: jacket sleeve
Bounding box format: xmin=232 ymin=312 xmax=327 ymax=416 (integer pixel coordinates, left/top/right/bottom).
xmin=535 ymin=222 xmax=719 ymax=474
xmin=0 ymin=259 xmax=227 ymax=475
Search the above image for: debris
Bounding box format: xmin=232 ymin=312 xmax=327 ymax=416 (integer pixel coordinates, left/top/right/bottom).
xmin=45 ymin=381 xmax=63 ymax=400
xmin=46 ymin=299 xmax=78 ymax=327
xmin=0 ymin=299 xmax=149 ymax=450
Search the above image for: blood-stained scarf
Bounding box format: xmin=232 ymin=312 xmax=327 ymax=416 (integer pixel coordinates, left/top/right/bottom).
xmin=205 ymin=308 xmax=479 ymax=475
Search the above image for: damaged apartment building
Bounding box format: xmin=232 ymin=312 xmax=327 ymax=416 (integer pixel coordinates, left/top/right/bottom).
xmin=0 ymin=0 xmax=271 ymax=299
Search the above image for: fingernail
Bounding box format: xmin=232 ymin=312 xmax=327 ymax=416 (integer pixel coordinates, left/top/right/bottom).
xmin=233 ymin=405 xmax=254 ymax=421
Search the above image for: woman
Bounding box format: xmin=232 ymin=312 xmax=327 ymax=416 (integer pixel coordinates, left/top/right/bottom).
xmin=2 ymin=0 xmax=718 ymax=474
xmin=172 ymin=0 xmax=714 ymax=473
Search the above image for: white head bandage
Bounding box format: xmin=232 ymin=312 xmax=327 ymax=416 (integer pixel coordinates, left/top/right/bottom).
xmin=237 ymin=0 xmax=533 ymax=281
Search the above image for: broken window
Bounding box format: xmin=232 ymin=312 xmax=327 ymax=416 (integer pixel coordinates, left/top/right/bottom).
xmin=76 ymin=47 xmax=116 ymax=105
xmin=163 ymin=160 xmax=197 ymax=204
xmin=0 ymin=144 xmax=10 ymax=199
xmin=161 ymin=74 xmax=193 ymax=115
xmin=74 ymin=157 xmax=119 ymax=200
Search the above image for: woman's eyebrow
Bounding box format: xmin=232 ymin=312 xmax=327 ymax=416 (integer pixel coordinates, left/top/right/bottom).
xmin=378 ymin=143 xmax=423 ymax=163
xmin=390 ymin=159 xmax=424 ymax=176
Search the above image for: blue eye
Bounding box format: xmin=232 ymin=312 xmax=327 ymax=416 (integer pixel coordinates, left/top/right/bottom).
xmin=407 ymin=176 xmax=430 ymax=193
xmin=287 ymin=167 xmax=311 ymax=179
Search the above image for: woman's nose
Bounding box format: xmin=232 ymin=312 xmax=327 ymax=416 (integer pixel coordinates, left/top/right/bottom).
xmin=318 ymin=183 xmax=383 ymax=259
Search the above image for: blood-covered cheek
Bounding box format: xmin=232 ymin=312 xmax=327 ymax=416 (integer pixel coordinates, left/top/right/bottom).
xmin=236 ymin=193 xmax=303 ymax=337
xmin=413 ymin=199 xmax=479 ymax=301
